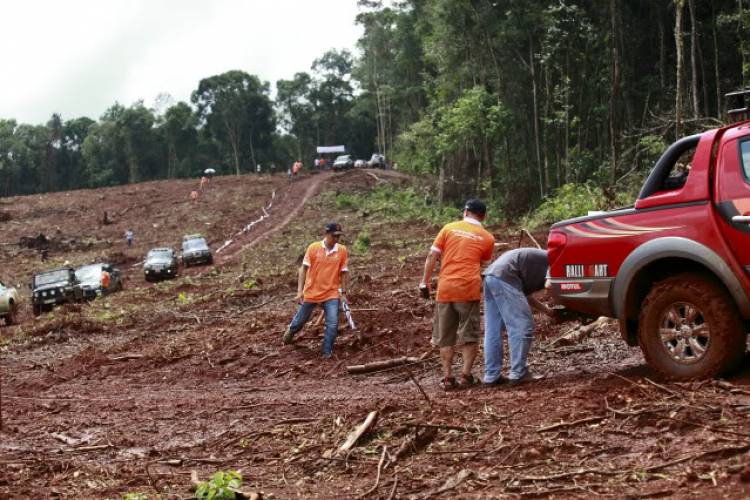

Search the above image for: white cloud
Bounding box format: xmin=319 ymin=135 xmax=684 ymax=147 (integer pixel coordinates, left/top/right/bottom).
xmin=1 ymin=0 xmax=363 ymax=124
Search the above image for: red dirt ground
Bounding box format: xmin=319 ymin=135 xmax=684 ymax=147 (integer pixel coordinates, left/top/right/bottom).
xmin=3 ymin=169 xmax=750 ymax=499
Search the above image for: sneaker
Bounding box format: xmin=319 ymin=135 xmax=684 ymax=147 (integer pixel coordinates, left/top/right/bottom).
xmin=440 ymin=376 xmax=459 ymax=391
xmin=319 ymin=352 xmax=333 ymax=358
xmin=509 ymin=371 xmax=544 ymax=387
xmin=282 ymin=328 xmax=294 ymax=345
xmin=483 ymin=375 xmax=509 ymax=386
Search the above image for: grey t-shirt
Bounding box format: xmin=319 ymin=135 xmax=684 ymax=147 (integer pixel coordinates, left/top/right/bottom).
xmin=483 ymin=248 xmax=548 ymax=296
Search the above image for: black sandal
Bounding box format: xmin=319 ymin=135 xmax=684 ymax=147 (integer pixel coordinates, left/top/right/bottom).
xmin=459 ymin=374 xmax=477 ymax=387
xmin=441 ymin=377 xmax=459 ymax=390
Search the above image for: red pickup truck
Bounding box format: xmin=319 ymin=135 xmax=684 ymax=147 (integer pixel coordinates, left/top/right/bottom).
xmin=547 ymin=93 xmax=750 ymax=380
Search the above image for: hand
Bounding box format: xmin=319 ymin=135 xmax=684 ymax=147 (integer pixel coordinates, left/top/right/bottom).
xmin=340 ymin=293 xmax=349 ymax=306
xmin=295 ymin=291 xmax=304 ymax=304
xmin=548 ymin=308 xmax=562 ymax=325
xmin=420 ymin=282 xmax=432 ymax=296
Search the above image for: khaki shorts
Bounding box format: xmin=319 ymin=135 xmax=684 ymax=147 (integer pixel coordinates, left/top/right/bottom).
xmin=431 ymin=301 xmax=481 ymax=347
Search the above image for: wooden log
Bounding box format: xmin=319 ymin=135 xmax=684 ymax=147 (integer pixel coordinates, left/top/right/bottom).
xmin=339 ymin=411 xmax=379 ymax=454
xmin=393 ymin=427 xmax=437 ymax=463
xmin=555 ymin=317 xmax=608 ymax=347
xmin=347 ymin=357 xmax=419 ymax=375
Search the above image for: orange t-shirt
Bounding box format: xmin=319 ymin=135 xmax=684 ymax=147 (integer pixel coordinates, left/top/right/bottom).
xmin=302 ymin=241 xmax=348 ymax=302
xmin=293 ymin=162 xmax=300 ymax=173
xmin=101 ymin=271 xmax=110 ymax=289
xmin=432 ymin=219 xmax=494 ymax=302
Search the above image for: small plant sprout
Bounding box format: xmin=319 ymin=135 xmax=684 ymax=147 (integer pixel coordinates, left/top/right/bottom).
xmin=195 ymin=470 xmax=243 ymax=500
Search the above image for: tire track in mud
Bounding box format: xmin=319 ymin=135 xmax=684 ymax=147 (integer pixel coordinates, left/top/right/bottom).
xmin=213 ymin=171 xmax=335 ymax=266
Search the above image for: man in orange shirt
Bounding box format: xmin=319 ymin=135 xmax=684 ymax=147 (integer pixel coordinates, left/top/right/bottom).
xmin=293 ymin=161 xmax=301 ymax=178
xmin=421 ymin=199 xmax=495 ymax=389
xmin=282 ymin=222 xmax=349 ymax=357
xmin=101 ymin=270 xmax=110 ymax=292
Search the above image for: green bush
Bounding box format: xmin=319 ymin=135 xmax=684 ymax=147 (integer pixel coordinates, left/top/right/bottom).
xmin=354 ymin=233 xmax=372 ymax=254
xmin=336 ymin=193 xmax=357 ymax=209
xmin=195 ymin=470 xmax=242 ymax=500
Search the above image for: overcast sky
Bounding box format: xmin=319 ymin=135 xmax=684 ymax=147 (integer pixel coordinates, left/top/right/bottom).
xmin=1 ymin=0 xmax=364 ymax=125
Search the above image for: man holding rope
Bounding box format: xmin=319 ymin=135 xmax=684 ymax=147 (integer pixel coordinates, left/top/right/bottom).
xmin=282 ymin=222 xmax=349 ymax=358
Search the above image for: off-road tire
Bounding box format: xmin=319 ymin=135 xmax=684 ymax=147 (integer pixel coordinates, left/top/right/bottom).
xmin=32 ymin=304 xmax=41 ymax=317
xmin=639 ymin=273 xmax=745 ymax=380
xmin=5 ymin=301 xmax=17 ymax=325
xmin=207 ymin=255 xmax=213 ymax=265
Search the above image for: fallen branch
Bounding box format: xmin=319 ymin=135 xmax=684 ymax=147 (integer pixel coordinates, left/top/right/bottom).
xmin=325 ymin=340 xmax=393 ymax=378
xmin=538 ymin=416 xmax=606 ymax=433
xmin=519 ymin=229 xmax=542 ymax=249
xmin=393 ymin=428 xmax=437 ymax=463
xmin=347 ymin=357 xmax=419 ymax=375
xmin=51 ymin=432 xmax=78 ymax=446
xmin=387 ymin=474 xmax=398 ymax=500
xmin=110 ymin=354 xmax=145 ymax=362
xmin=356 ymin=446 xmax=387 ymax=499
xmin=420 ymin=469 xmax=474 ymax=499
xmin=467 ymin=424 xmax=504 ymax=461
xmin=406 ymin=369 xmax=432 ymax=406
xmin=404 ymin=422 xmax=479 ymax=433
xmin=65 ymin=444 xmax=114 ymax=453
xmin=642 ymin=377 xmax=680 ymax=397
xmin=519 ymin=468 xmax=623 ymax=481
xmin=548 ymin=317 xmax=608 ymax=347
xmin=339 ymin=411 xmax=379 ymax=454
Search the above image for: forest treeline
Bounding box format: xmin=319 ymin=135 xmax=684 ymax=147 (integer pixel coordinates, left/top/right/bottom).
xmin=1 ymin=0 xmax=749 ymax=219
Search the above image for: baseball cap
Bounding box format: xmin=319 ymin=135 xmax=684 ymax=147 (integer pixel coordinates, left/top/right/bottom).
xmin=464 ymin=199 xmax=487 ymax=217
xmin=325 ymin=222 xmax=344 ymax=235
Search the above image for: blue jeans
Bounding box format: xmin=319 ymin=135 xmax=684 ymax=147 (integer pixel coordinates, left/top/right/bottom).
xmin=288 ymin=299 xmax=340 ymax=355
xmin=483 ymin=275 xmax=536 ymax=383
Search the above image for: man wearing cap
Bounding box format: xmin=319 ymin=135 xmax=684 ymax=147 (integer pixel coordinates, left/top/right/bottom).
xmin=483 ymin=248 xmax=559 ymax=386
xmin=421 ymin=199 xmax=495 ymax=389
xmin=282 ymin=222 xmax=349 ymax=357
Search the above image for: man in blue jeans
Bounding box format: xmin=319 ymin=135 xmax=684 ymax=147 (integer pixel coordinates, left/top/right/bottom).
xmin=483 ymin=248 xmax=559 ymax=386
xmin=282 ymin=222 xmax=349 ymax=358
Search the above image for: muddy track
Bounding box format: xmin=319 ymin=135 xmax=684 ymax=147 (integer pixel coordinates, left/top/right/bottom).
xmin=214 ymin=171 xmax=335 ymax=265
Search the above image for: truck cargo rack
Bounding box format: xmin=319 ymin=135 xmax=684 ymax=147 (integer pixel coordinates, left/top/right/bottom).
xmin=725 ymin=88 xmax=750 ymax=117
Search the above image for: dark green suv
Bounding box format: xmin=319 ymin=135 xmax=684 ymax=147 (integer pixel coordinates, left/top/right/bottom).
xmin=144 ymin=248 xmax=178 ymax=282
xmin=30 ymin=267 xmax=83 ymax=316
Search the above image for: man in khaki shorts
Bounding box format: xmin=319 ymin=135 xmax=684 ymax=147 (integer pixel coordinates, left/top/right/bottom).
xmin=420 ymin=199 xmax=495 ymax=390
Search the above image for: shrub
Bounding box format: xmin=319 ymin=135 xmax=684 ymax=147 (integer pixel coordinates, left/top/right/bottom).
xmin=195 ymin=470 xmax=242 ymax=500
xmin=336 ymin=193 xmax=357 ymax=209
xmin=354 ymin=233 xmax=372 ymax=254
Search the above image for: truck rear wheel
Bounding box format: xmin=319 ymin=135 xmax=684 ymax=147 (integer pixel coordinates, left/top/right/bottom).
xmin=5 ymin=302 xmax=17 ymax=325
xmin=639 ymin=274 xmax=745 ymax=380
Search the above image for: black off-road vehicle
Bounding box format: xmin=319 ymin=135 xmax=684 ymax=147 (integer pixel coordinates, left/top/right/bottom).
xmin=30 ymin=267 xmax=83 ymax=316
xmin=181 ymin=235 xmax=213 ymax=267
xmin=144 ymin=248 xmax=179 ymax=281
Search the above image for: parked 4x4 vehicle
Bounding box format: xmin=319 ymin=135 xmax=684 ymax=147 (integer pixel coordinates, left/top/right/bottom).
xmin=182 ymin=235 xmax=213 ymax=267
xmin=144 ymin=248 xmax=178 ymax=281
xmin=547 ymin=90 xmax=750 ymax=380
xmin=0 ymin=279 xmax=20 ymax=325
xmin=333 ymin=155 xmax=354 ymax=171
xmin=30 ymin=267 xmax=83 ymax=316
xmin=76 ymin=263 xmax=123 ymax=300
xmin=368 ymin=154 xmax=385 ymax=169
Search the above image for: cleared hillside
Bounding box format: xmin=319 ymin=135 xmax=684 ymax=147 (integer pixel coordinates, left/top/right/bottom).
xmin=2 ymin=170 xmax=750 ymax=499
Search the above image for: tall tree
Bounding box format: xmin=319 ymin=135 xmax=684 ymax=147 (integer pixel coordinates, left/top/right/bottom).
xmin=192 ymin=70 xmax=274 ymax=175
